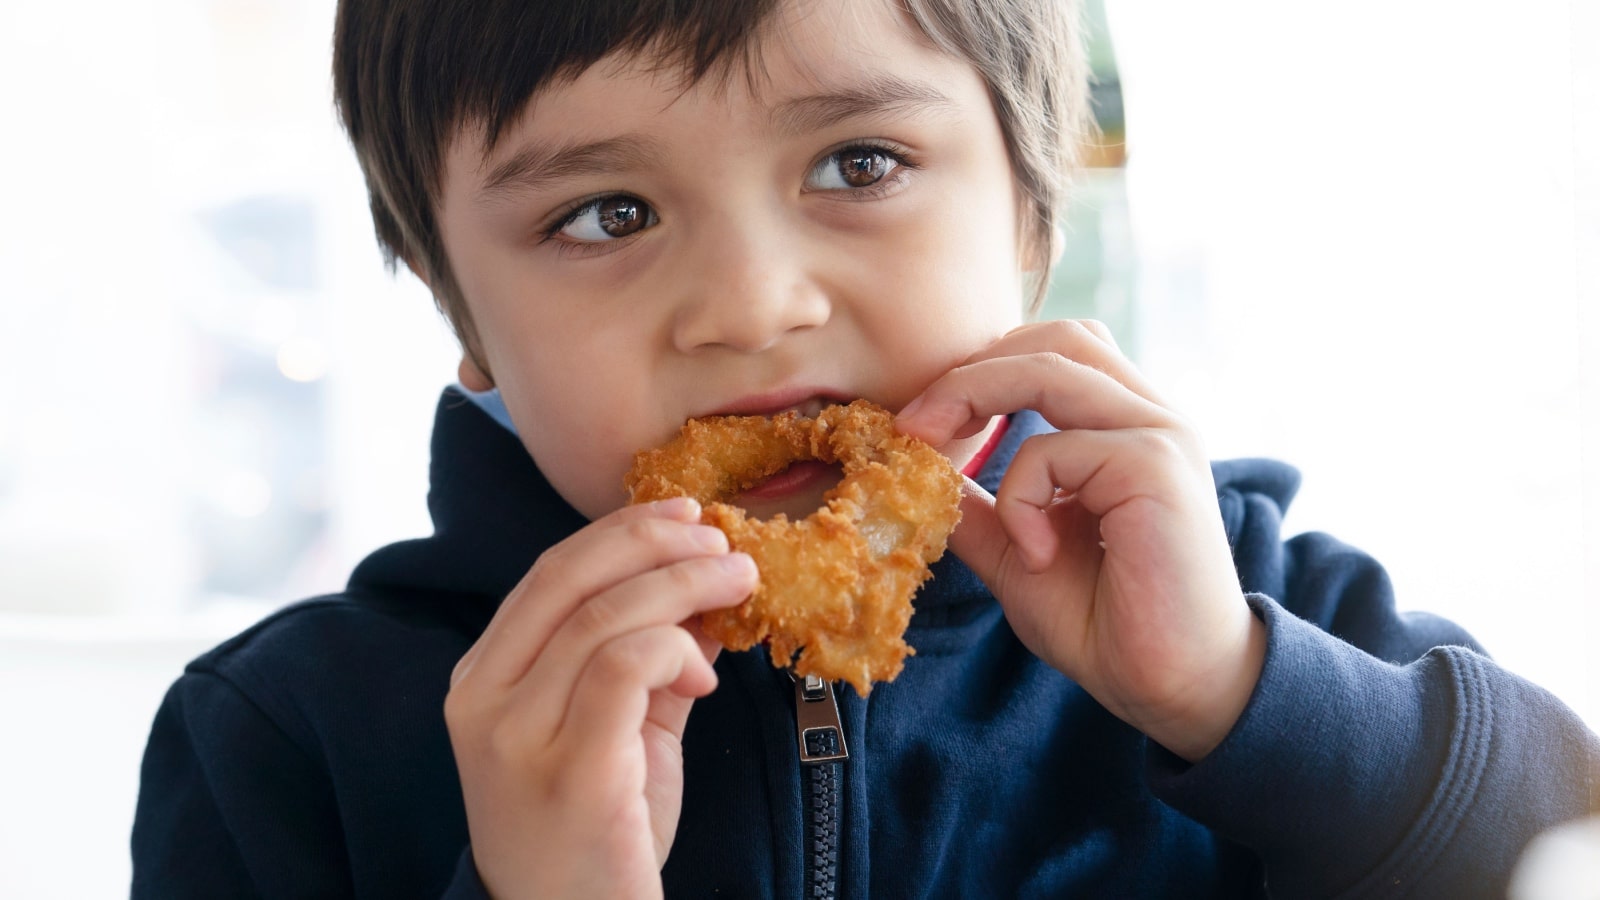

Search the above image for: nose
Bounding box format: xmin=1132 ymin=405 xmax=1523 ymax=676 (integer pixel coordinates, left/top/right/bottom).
xmin=668 ymin=211 xmax=831 ymax=354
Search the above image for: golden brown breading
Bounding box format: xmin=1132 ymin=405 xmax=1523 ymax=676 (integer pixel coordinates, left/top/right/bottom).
xmin=625 ymin=400 xmax=962 ymax=694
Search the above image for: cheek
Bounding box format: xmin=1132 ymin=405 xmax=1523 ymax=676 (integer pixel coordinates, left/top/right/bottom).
xmin=523 ymin=415 xmax=642 ymax=520
xmin=509 ymin=378 xmax=680 ymax=522
xmin=913 ymin=158 xmax=1025 ymax=275
xmin=463 ymin=294 xmax=662 ymax=519
xmin=887 ymin=190 xmax=1027 ymax=332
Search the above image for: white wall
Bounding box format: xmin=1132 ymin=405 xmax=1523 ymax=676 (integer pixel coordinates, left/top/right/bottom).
xmin=0 ymin=1 xmax=456 ymax=896
xmin=1108 ymin=0 xmax=1597 ymax=730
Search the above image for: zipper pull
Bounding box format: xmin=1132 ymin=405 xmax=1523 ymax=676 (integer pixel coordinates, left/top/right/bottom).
xmin=790 ymin=671 xmax=849 ymax=764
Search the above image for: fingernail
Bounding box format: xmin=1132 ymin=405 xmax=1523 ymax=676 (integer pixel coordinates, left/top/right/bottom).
xmin=896 ymin=395 xmax=925 ymax=423
xmin=719 ymin=553 xmax=757 ymax=578
xmin=692 ymin=526 xmax=729 ymax=553
xmin=655 ymin=496 xmax=700 ymax=519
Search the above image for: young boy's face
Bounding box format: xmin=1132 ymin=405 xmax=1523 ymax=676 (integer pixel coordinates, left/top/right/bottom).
xmin=435 ymin=0 xmax=1032 ymax=520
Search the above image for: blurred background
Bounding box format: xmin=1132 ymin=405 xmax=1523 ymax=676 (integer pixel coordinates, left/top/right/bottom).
xmin=0 ymin=0 xmax=1594 ymax=896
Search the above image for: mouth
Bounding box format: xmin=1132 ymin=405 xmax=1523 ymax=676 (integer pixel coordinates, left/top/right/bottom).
xmin=703 ymin=387 xmax=855 ymax=419
xmin=736 ymin=459 xmax=840 ymax=501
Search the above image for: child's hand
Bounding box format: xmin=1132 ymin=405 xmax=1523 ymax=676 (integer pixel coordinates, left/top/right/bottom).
xmin=897 ymin=320 xmax=1265 ymax=762
xmin=443 ymin=498 xmax=756 ymax=899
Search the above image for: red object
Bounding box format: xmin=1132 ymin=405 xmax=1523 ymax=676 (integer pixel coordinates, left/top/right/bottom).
xmin=960 ymin=416 xmax=1011 ymax=478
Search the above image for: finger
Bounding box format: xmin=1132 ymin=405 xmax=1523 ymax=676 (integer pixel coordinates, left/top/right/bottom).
xmin=993 ymin=428 xmax=1202 ymax=563
xmin=455 ymin=498 xmax=724 ymax=691
xmin=965 ymin=320 xmax=1160 ymax=403
xmin=640 ymin=656 xmax=708 ymax=747
xmin=451 ymin=493 xmax=707 ymax=682
xmin=1005 ymin=320 xmax=1158 ymax=400
xmin=949 ymin=475 xmax=1099 ymax=584
xmin=681 ymin=616 xmax=723 ymax=667
xmin=530 ymin=611 xmax=734 ymax=762
xmin=897 ymin=351 xmax=1175 ymax=448
xmin=1001 ymin=428 xmax=1179 ymax=515
xmin=556 ymin=625 xmax=717 ymax=766
xmin=1075 ymin=317 xmax=1119 ymax=349
xmin=953 ymin=428 xmax=1200 ymax=576
xmin=896 ymin=319 xmax=1166 ymax=442
xmin=654 ymin=618 xmax=726 ymax=742
xmin=516 ymin=552 xmax=755 ymax=735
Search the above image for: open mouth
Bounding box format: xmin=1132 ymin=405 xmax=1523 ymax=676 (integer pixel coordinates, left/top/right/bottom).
xmin=779 ymin=398 xmax=831 ymax=419
xmin=739 ymin=458 xmax=844 ymax=499
xmin=737 ymin=460 xmax=840 ymax=501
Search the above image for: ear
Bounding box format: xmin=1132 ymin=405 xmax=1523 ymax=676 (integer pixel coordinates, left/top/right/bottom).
xmin=458 ymin=354 xmax=494 ymax=392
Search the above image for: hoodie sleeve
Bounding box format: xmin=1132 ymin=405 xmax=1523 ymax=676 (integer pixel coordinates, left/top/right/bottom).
xmin=1146 ymin=459 xmax=1600 ymax=899
xmin=130 ymin=671 xmax=492 ymax=900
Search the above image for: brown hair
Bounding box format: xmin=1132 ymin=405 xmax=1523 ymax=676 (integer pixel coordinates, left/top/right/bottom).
xmin=333 ymin=0 xmax=1090 ymax=363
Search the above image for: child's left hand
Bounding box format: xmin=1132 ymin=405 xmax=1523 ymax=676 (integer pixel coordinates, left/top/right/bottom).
xmin=896 ymin=320 xmax=1265 ymax=762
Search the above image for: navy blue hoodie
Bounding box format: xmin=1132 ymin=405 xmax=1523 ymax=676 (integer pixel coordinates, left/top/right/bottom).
xmin=132 ymin=389 xmax=1600 ymax=898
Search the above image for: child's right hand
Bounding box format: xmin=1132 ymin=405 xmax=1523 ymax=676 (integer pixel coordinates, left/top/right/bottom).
xmin=442 ymin=497 xmax=755 ymax=899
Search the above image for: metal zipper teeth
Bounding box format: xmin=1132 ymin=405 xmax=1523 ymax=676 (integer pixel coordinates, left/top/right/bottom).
xmin=791 ymin=672 xmax=846 ymax=900
xmin=804 ymin=761 xmax=841 ymax=899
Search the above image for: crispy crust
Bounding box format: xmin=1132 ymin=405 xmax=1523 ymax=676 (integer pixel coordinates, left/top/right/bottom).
xmin=625 ymin=400 xmax=962 ymax=694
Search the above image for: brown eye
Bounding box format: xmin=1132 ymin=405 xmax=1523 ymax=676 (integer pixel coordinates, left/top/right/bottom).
xmin=596 ymin=197 xmax=647 ymax=236
xmin=839 ymin=150 xmax=890 ymax=186
xmin=806 ymin=145 xmax=903 ymax=192
xmin=555 ymin=194 xmax=658 ymax=242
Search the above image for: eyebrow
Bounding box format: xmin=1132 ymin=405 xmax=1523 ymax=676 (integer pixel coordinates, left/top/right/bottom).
xmin=476 ymin=136 xmax=666 ymax=206
xmin=767 ymin=75 xmax=960 ymax=137
xmin=473 ymin=76 xmax=958 ymax=206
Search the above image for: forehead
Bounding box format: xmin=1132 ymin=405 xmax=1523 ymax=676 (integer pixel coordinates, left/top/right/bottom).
xmin=450 ymin=0 xmax=981 ymax=186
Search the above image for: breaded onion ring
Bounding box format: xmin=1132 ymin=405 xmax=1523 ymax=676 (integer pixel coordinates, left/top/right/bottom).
xmin=625 ymin=400 xmax=962 ymax=694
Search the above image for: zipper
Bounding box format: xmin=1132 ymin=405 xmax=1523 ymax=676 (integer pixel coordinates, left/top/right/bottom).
xmin=791 ymin=672 xmax=845 ymax=899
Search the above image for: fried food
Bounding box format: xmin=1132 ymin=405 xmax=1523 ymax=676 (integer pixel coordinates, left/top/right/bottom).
xmin=625 ymin=400 xmax=962 ymax=694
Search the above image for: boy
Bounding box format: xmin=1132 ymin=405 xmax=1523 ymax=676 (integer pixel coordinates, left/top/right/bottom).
xmin=132 ymin=0 xmax=1599 ymax=897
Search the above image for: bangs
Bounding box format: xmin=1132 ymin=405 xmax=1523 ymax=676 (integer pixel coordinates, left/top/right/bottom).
xmin=474 ymin=1 xmax=788 ymax=150
xmin=338 ymin=0 xmax=783 ymax=193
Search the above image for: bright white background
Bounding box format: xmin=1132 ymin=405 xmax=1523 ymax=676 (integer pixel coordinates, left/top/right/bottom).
xmin=0 ymin=1 xmax=1594 ymax=897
